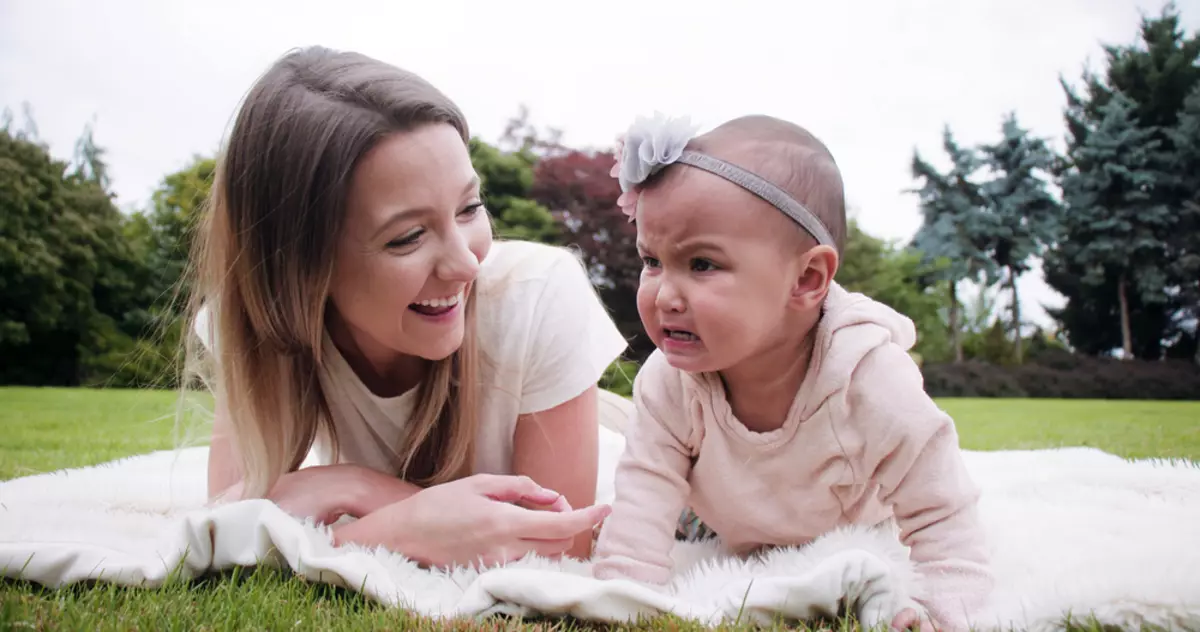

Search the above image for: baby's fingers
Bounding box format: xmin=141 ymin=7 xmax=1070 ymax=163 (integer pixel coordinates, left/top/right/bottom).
xmin=891 ymin=609 xmax=917 ymax=631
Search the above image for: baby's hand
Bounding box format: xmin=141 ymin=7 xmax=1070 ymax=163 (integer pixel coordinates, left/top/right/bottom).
xmin=891 ymin=608 xmax=940 ymax=632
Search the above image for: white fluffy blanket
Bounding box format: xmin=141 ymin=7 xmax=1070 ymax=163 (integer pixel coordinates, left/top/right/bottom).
xmin=2 ymin=428 xmax=1199 ymax=631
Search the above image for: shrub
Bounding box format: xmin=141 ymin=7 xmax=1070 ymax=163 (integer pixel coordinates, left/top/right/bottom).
xmin=922 ymin=353 xmax=1200 ymax=400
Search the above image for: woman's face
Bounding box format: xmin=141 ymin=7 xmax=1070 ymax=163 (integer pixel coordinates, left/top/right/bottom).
xmin=328 ymin=123 xmax=492 ymax=372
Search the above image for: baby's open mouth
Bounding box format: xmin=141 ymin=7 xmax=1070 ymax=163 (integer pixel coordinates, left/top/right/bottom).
xmin=665 ymin=329 xmax=698 ymax=342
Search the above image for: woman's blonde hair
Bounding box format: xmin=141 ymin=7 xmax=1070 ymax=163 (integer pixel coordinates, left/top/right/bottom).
xmin=183 ymin=46 xmax=481 ymax=499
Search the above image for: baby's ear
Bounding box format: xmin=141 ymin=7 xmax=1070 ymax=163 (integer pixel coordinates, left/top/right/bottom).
xmin=789 ymin=245 xmax=839 ymax=312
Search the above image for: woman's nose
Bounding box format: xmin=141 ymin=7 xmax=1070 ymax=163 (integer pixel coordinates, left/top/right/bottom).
xmin=436 ymin=227 xmax=481 ymax=283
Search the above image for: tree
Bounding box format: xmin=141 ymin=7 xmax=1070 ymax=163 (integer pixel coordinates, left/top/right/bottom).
xmin=908 ymin=127 xmax=997 ymax=362
xmin=978 ymin=113 xmax=1062 ymax=363
xmin=94 ymin=155 xmax=219 ymax=388
xmin=529 ymin=148 xmax=647 ymax=358
xmin=498 ymin=104 xmax=565 ymax=157
xmin=1166 ymin=84 xmax=1200 ymax=362
xmin=71 ymin=120 xmax=111 ymax=193
xmin=1052 ymin=3 xmax=1200 ymax=359
xmin=126 ymin=155 xmax=215 ymax=305
xmin=1057 ymin=93 xmax=1174 ymax=358
xmin=468 ymin=137 xmax=560 ymax=244
xmin=0 ymin=126 xmax=148 ymax=385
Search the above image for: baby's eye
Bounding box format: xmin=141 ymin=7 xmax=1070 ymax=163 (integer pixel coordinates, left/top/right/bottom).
xmin=641 ymin=255 xmax=661 ymax=268
xmin=690 ymin=258 xmax=717 ymax=272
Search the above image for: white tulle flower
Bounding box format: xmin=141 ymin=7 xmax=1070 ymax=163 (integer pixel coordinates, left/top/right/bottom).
xmin=617 ymin=112 xmax=700 ymax=193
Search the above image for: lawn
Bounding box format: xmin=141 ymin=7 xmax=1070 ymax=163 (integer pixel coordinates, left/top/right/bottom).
xmin=1 ymin=386 xmax=1197 ymax=631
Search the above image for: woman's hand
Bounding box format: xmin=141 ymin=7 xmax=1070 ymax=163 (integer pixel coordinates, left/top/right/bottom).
xmin=511 ymin=386 xmax=602 ymax=560
xmin=331 ymin=473 xmax=611 ymax=568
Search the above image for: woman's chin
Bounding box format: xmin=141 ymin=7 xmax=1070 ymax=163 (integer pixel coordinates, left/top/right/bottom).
xmin=403 ymin=329 xmax=465 ymax=362
xmin=401 ymin=305 xmax=467 ymax=361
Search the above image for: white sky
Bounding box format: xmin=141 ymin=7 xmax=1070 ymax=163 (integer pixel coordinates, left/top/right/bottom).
xmin=2 ymin=0 xmax=1196 ymax=329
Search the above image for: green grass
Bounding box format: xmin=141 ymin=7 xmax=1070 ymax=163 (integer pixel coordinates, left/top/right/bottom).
xmin=939 ymin=398 xmax=1200 ymax=460
xmin=0 ymin=387 xmax=183 ymax=479
xmin=2 ymin=386 xmax=1197 ymax=631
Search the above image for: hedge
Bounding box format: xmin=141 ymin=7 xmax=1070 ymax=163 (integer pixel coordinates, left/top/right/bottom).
xmin=921 ymin=350 xmax=1200 ymax=400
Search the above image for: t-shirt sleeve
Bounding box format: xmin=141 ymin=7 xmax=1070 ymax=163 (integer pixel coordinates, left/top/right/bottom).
xmin=518 ymin=247 xmax=629 ymax=414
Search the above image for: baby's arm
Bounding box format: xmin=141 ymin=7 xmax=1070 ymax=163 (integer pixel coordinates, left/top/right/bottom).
xmin=847 ymin=345 xmax=994 ymax=631
xmin=592 ymin=355 xmax=695 ymax=584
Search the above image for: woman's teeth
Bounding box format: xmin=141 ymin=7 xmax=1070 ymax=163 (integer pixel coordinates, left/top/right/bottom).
xmin=414 ymin=293 xmax=461 ymax=308
xmin=410 ymin=292 xmax=463 ymax=315
xmin=666 ymin=329 xmax=697 ymax=341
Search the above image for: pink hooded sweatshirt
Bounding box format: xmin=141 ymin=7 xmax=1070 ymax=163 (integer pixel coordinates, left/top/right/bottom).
xmin=592 ymin=282 xmax=993 ymax=630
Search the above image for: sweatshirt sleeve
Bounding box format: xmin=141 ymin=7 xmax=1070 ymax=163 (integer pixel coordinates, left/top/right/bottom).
xmin=591 ymin=352 xmax=695 ymax=584
xmin=845 ymin=344 xmax=994 ymax=631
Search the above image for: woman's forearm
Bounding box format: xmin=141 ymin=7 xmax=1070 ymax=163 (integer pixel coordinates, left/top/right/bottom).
xmin=347 ymin=467 xmax=423 ymax=516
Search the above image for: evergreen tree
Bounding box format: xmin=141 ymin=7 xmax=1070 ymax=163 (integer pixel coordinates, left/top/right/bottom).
xmin=908 ymin=127 xmax=996 ymax=362
xmin=70 ymin=120 xmax=111 ymax=193
xmin=1167 ymin=84 xmax=1200 ymax=360
xmin=1058 ymin=93 xmax=1174 ymax=358
xmin=978 ymin=113 xmax=1062 ymax=363
xmin=1051 ymin=3 xmax=1200 ymax=359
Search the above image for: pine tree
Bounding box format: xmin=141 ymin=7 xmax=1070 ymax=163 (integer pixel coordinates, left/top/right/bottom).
xmin=1051 ymin=3 xmax=1199 ymax=359
xmin=1167 ymin=84 xmax=1200 ymax=361
xmin=909 ymin=127 xmax=997 ymax=363
xmin=1059 ymin=92 xmax=1174 ymax=358
xmin=978 ymin=113 xmax=1062 ymax=363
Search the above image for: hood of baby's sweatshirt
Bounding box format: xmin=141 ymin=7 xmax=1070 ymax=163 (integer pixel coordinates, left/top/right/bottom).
xmin=799 ymin=281 xmax=919 ymax=412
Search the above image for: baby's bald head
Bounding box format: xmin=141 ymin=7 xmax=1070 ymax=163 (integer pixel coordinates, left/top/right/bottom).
xmin=680 ymin=115 xmax=846 ymax=254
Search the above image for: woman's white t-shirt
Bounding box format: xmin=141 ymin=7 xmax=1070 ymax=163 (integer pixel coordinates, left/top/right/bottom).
xmin=196 ymin=240 xmax=629 ymax=476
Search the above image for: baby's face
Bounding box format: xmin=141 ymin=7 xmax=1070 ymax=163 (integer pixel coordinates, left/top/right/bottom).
xmin=634 ymin=168 xmax=810 ymax=374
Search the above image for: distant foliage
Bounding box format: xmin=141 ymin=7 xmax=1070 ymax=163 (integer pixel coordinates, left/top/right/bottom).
xmin=1046 ymin=4 xmax=1200 ymax=361
xmin=907 ymin=4 xmax=1200 ymax=365
xmin=468 ymin=137 xmax=559 ymax=244
xmin=529 ymin=147 xmax=649 ymax=359
xmin=837 ymin=220 xmax=952 ymax=363
xmin=908 ymin=128 xmax=995 ymax=363
xmin=7 ymin=3 xmax=1200 ymax=393
xmin=0 ymin=125 xmax=149 ymax=386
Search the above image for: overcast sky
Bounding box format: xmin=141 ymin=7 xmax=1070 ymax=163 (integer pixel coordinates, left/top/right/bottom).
xmin=2 ymin=0 xmax=1196 ymax=328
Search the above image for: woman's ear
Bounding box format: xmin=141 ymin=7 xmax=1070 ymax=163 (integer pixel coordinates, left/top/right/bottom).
xmin=790 ymin=245 xmax=839 ymax=312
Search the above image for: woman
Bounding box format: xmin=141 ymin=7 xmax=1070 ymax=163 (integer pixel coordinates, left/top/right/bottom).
xmin=186 ymin=45 xmax=627 ymax=566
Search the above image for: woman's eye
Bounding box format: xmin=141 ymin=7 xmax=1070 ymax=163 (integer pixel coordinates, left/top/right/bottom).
xmin=641 ymin=255 xmax=660 ymax=268
xmin=691 ymin=258 xmax=717 ymax=272
xmin=387 ymin=229 xmax=424 ymax=249
xmin=459 ymin=202 xmax=485 ymax=218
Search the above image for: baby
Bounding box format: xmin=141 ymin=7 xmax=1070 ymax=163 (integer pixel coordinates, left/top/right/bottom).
xmin=591 ymin=113 xmax=993 ymax=631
